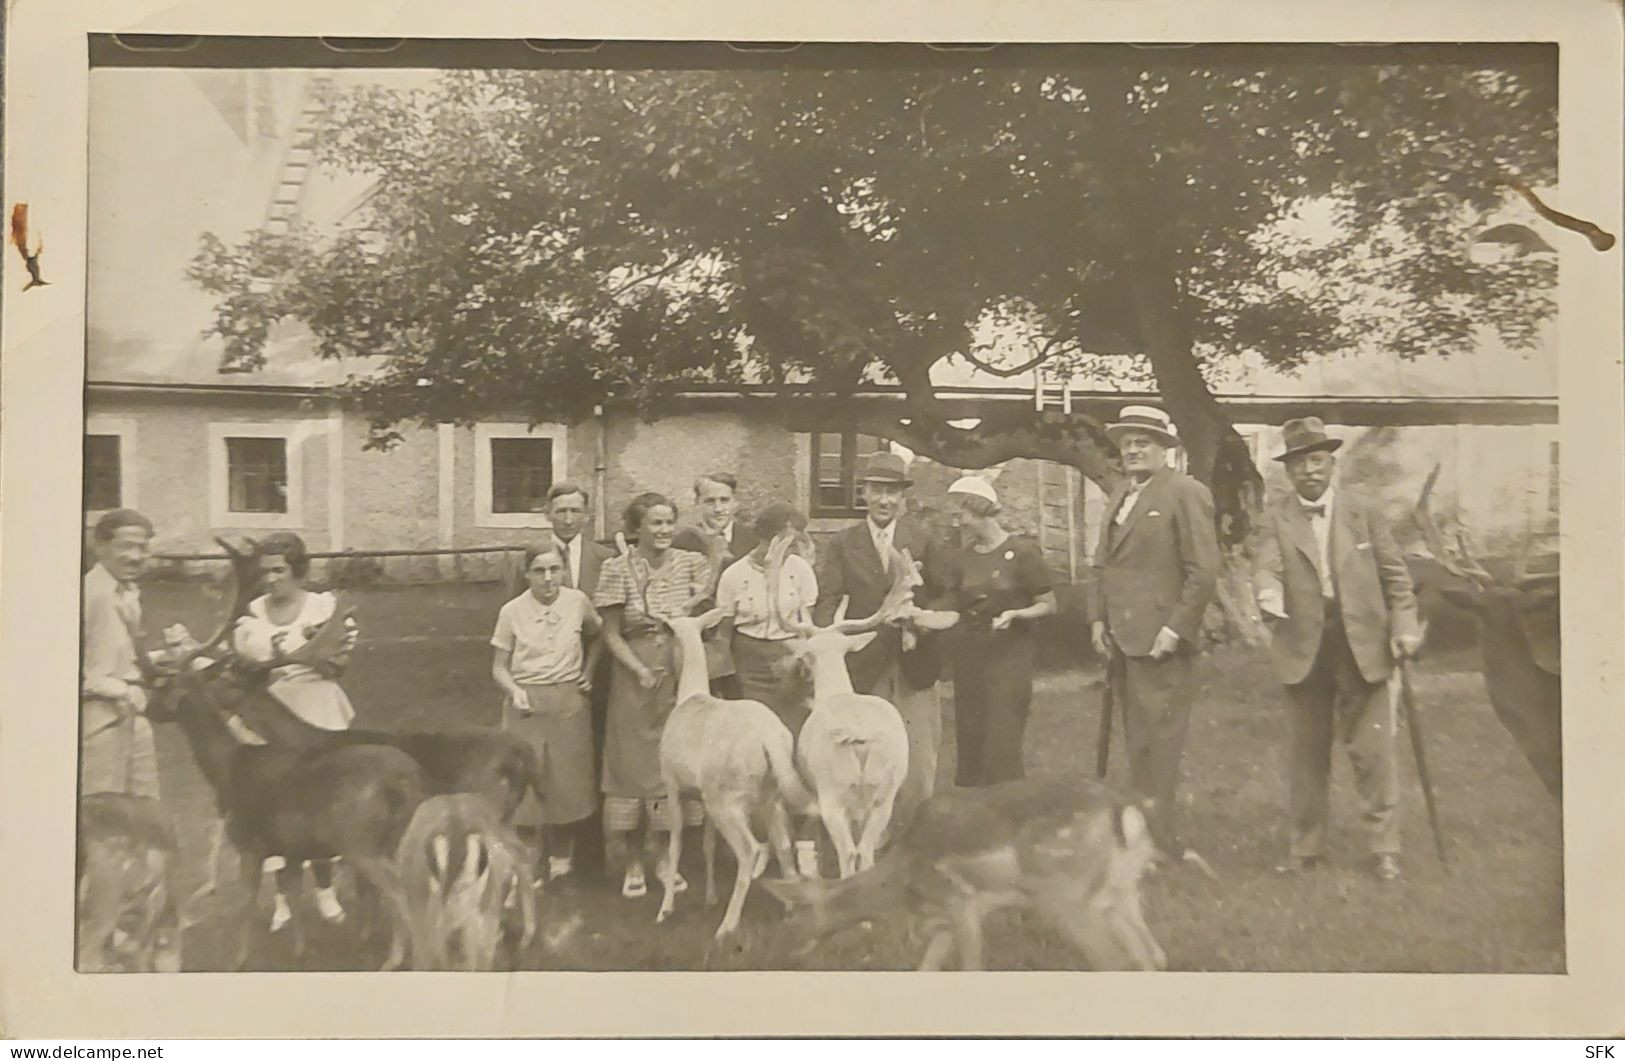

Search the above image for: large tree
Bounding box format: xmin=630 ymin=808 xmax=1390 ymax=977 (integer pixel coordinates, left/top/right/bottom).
xmin=190 ymin=49 xmax=1557 ymax=549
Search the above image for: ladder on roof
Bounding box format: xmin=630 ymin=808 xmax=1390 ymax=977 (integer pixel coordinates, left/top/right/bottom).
xmin=263 ymin=75 xmax=333 ymax=237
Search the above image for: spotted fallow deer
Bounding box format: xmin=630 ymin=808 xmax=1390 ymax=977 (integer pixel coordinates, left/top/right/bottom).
xmin=763 ymin=772 xmax=1167 ymax=971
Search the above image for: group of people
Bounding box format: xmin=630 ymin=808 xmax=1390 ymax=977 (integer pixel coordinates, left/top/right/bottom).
xmin=80 ymin=401 xmax=1428 ymax=927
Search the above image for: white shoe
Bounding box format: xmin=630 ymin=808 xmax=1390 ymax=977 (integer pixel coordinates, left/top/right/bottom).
xmin=269 ymin=894 xmax=293 ymax=933
xmin=655 ymin=855 xmax=688 ymax=894
xmin=313 ymin=886 xmax=346 ymax=924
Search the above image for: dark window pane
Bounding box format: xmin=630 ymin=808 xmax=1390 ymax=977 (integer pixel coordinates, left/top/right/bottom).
xmin=491 ymin=437 xmax=553 ymax=513
xmin=85 ymin=435 xmax=122 ymax=511
xmin=225 ymin=436 xmax=288 ymax=514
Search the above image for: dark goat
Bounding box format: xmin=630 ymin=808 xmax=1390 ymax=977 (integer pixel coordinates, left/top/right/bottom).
xmin=1412 ymin=465 xmax=1562 ymax=800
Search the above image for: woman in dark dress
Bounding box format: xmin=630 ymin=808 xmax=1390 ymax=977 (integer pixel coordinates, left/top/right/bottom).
xmin=945 ymin=475 xmax=1059 ymax=786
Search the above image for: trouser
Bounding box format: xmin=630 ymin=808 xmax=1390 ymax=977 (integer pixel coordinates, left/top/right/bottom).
xmin=868 ymin=664 xmax=942 ymax=834
xmin=951 ymin=630 xmax=1034 ymax=787
xmin=1108 ymin=649 xmax=1195 ymax=856
xmin=80 ymin=699 xmax=160 ymax=800
xmin=1285 ymin=610 xmax=1400 ymax=858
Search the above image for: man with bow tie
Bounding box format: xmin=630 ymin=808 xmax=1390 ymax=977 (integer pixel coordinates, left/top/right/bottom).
xmin=1088 ymin=406 xmax=1220 ymax=870
xmin=1254 ymin=417 xmax=1423 ymax=882
xmin=81 ymin=508 xmax=161 ymax=799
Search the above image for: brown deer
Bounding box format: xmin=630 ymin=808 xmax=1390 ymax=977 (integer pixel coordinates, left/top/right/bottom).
xmin=146 ymin=562 xmax=423 ymax=971
xmin=76 ymin=793 xmax=183 ymax=973
xmin=1411 ymin=465 xmax=1562 ymax=800
xmin=396 ymin=793 xmax=540 ymax=971
xmin=202 ymin=538 xmax=547 ymax=829
xmin=762 ymin=773 xmax=1167 ymax=971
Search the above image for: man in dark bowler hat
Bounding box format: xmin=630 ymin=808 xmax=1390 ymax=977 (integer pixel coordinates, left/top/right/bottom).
xmin=813 ymin=450 xmax=952 ymax=831
xmin=1255 ymin=417 xmax=1422 ymax=882
xmin=1087 ymin=405 xmax=1220 ymax=870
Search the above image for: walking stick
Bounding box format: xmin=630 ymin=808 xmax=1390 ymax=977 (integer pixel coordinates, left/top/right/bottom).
xmin=1095 ymin=665 xmax=1114 ymax=779
xmin=1398 ymin=658 xmax=1449 ymax=865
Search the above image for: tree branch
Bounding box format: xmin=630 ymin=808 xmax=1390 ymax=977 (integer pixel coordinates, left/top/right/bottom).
xmin=958 ymin=334 xmax=1081 ymax=379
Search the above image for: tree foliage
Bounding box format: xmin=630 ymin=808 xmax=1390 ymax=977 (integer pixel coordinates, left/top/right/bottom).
xmin=188 ymin=50 xmax=1557 ymax=538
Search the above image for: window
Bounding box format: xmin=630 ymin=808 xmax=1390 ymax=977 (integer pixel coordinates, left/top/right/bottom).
xmin=208 ymin=421 xmax=307 ymax=529
xmin=84 ymin=417 xmax=137 ymax=514
xmin=490 ymin=437 xmax=554 ymax=513
xmin=474 ymin=423 xmax=569 ymax=528
xmin=810 ymin=432 xmax=887 ymax=518
xmin=226 ymin=437 xmax=288 ymax=513
xmin=84 ymin=435 xmax=123 ymax=511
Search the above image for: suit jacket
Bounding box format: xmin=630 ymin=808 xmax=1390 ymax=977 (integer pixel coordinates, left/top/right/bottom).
xmin=560 ymin=534 xmax=614 ymax=597
xmin=501 ymin=534 xmax=615 ymax=603
xmin=672 ymin=523 xmax=757 ymax=679
xmin=1087 ymin=467 xmax=1220 ymax=656
xmin=1254 ymin=488 xmax=1421 ymax=686
xmin=672 ymin=522 xmax=758 ymax=577
xmin=813 ymin=517 xmax=951 ymax=694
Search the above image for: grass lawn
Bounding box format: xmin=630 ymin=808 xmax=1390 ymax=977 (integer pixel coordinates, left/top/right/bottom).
xmin=142 ymin=580 xmax=1565 ymax=974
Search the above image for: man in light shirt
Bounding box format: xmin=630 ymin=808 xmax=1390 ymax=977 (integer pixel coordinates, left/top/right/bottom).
xmin=81 ymin=508 xmax=161 ymax=798
xmin=674 ymin=472 xmax=759 ymax=699
xmin=1254 ymin=417 xmax=1423 ymax=882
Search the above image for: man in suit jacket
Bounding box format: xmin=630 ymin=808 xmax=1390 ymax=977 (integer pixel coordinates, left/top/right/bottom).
xmin=814 ymin=451 xmax=952 ymax=831
xmin=1087 ymin=406 xmax=1220 ymax=867
xmin=673 ymin=472 xmax=759 ymax=697
xmin=1255 ymin=417 xmax=1422 ymax=882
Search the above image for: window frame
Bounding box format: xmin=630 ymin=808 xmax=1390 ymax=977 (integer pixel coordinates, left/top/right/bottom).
xmin=808 ymin=431 xmax=887 ymax=520
xmin=474 ymin=422 xmax=568 ymax=529
xmin=83 ymin=416 xmax=137 ymax=516
xmin=208 ymin=421 xmax=307 ymax=529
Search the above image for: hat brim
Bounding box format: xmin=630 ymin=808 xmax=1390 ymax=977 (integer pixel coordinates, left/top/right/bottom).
xmin=1105 ymin=423 xmax=1180 ymax=448
xmin=860 ymin=475 xmax=913 ymax=486
xmin=1273 ymin=438 xmax=1343 ymax=462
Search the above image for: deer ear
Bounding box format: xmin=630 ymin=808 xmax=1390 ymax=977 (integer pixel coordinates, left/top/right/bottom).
xmin=699 ymin=607 xmax=729 ymax=632
xmin=845 ymin=631 xmax=879 ymax=653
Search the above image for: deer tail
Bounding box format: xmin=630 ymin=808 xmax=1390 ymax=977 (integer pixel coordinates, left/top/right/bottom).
xmin=763 ymin=726 xmax=815 ymax=814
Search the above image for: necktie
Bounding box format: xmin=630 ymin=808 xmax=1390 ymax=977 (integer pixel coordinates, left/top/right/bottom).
xmin=876 ymin=528 xmax=891 ymax=572
xmin=558 ymin=539 xmax=573 ymax=588
xmin=1304 ymin=504 xmax=1326 ymax=517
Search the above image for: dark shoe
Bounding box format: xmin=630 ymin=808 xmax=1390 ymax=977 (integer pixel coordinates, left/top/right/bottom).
xmin=1273 ymin=854 xmax=1325 ymax=876
xmin=1370 ymin=854 xmax=1402 ymax=882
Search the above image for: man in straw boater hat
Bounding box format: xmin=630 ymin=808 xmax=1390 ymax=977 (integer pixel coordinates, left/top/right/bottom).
xmin=813 ymin=450 xmax=954 ymax=834
xmin=1088 ymin=405 xmax=1220 ymax=872
xmin=1254 ymin=416 xmax=1422 ymax=882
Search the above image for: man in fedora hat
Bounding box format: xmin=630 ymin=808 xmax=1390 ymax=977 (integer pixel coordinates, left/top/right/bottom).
xmin=813 ymin=449 xmax=952 ymax=831
xmin=1255 ymin=416 xmax=1422 ymax=882
xmin=1087 ymin=405 xmax=1220 ymax=869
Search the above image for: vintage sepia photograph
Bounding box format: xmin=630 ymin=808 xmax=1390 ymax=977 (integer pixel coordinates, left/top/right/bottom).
xmin=67 ymin=38 xmax=1577 ymax=979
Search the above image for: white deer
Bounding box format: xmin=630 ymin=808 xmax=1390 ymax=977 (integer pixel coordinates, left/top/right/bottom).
xmin=656 ymin=547 xmax=817 ymax=938
xmin=775 ymin=542 xmax=958 ymax=878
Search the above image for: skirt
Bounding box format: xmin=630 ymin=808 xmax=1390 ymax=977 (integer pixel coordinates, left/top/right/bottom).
xmin=731 ymin=633 xmax=808 ymax=735
xmin=504 ymin=683 xmax=596 ymax=827
xmin=601 ymin=631 xmax=679 ymax=800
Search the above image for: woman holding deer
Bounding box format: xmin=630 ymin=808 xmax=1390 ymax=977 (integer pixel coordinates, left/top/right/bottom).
xmin=230 ymin=531 xmax=361 ymax=931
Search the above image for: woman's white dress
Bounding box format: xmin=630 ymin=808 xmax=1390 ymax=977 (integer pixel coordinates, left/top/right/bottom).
xmin=233 ymin=591 xmax=357 ymax=731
